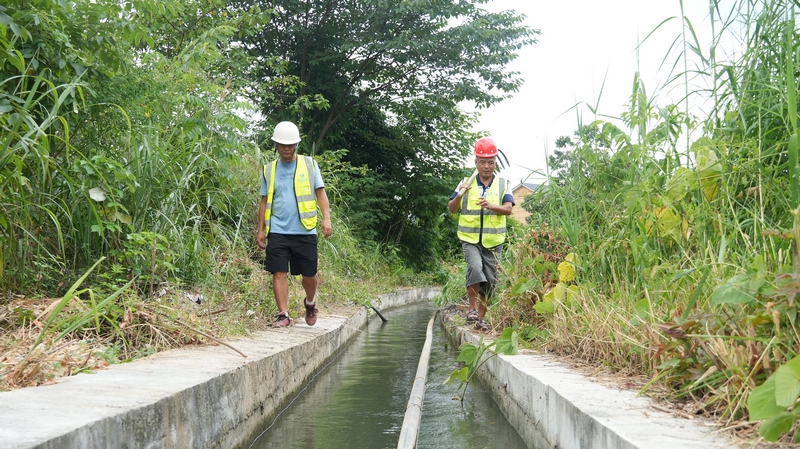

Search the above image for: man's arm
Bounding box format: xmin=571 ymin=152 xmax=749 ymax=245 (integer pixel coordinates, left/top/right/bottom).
xmin=476 ymin=199 xmax=512 ymax=215
xmin=447 ymin=180 xmax=470 ymax=214
xmin=257 ymin=196 xmax=268 ymax=249
xmin=316 ymin=187 xmax=332 ymax=238
xmin=447 ymin=194 xmax=463 ymax=214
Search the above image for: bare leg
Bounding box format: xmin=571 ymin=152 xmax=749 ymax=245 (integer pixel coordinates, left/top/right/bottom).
xmin=302 ymin=274 xmax=319 ymax=304
xmin=273 ymin=272 xmax=289 ymax=313
xmin=478 ymin=294 xmax=488 ymax=320
xmin=467 ymin=283 xmax=480 ymax=312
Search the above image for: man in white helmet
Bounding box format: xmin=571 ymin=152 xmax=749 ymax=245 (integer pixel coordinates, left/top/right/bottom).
xmin=257 ymin=121 xmax=332 ymax=327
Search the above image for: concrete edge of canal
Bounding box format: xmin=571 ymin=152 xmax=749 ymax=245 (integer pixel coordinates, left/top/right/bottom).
xmin=440 ymin=311 xmax=741 ymax=449
xmin=0 ymin=288 xmax=438 ymax=449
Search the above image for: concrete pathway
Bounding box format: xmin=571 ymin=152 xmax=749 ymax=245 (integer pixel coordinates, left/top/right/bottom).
xmin=444 ymin=311 xmax=739 ymax=449
xmin=0 ymin=288 xmax=740 ymax=449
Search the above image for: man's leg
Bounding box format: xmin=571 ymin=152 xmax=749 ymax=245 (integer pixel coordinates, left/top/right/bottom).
xmin=467 ymin=282 xmax=481 ymax=315
xmin=477 ymin=244 xmax=502 ymax=322
xmin=477 ymin=293 xmax=488 ymax=320
xmin=301 ymin=274 xmax=319 ymax=304
xmin=301 ymin=274 xmax=319 ymax=325
xmin=463 ymin=242 xmax=485 ymax=322
xmin=273 ymin=271 xmax=289 ymax=313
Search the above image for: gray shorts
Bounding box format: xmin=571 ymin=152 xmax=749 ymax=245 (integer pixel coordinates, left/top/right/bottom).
xmin=462 ymin=242 xmax=502 ymax=298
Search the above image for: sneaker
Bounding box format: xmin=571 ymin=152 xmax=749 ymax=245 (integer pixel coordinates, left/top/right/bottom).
xmin=475 ymin=319 xmax=490 ymax=332
xmin=466 ymin=309 xmax=479 ymax=322
xmin=273 ymin=312 xmax=291 ymax=327
xmin=304 ymin=299 xmax=317 ymax=326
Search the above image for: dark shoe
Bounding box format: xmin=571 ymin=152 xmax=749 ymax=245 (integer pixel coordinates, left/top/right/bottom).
xmin=475 ymin=319 xmax=490 ymax=332
xmin=273 ymin=312 xmax=291 ymax=327
xmin=466 ymin=309 xmax=479 ymax=322
xmin=304 ymin=299 xmax=317 ymax=326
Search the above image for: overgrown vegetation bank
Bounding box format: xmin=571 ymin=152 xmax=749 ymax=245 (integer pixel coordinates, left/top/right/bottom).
xmin=3 ymin=0 xmax=800 ymax=445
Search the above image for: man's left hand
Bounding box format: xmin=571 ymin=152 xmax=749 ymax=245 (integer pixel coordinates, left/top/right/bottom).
xmin=321 ymin=218 xmax=332 ymax=238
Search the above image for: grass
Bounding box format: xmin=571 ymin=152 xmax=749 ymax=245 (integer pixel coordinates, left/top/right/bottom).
xmin=0 ymin=209 xmax=428 ymax=391
xmin=434 ymin=1 xmax=800 ymax=443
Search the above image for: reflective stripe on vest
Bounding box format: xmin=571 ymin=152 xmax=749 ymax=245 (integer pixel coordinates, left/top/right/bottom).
xmin=457 ymin=177 xmax=507 ymax=247
xmin=263 ymin=155 xmax=318 ymax=234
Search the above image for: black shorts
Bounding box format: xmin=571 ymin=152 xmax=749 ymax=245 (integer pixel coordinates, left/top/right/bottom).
xmin=264 ymin=233 xmax=318 ymax=277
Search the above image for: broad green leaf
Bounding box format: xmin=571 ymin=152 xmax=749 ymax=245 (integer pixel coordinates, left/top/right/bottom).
xmin=493 ymin=328 xmax=518 ymax=355
xmin=558 ymin=261 xmax=576 ymax=282
xmin=759 ymin=412 xmax=796 ymax=442
xmin=693 ymin=137 xmax=722 ymax=201
xmin=545 ymin=283 xmax=567 ymax=302
xmin=511 ymin=277 xmax=531 ymax=295
xmin=533 ymin=300 xmax=554 ymax=314
xmin=444 ymin=366 xmax=469 ymax=386
xmin=624 ymin=187 xmax=643 ymax=211
xmin=634 ymin=298 xmax=650 ymax=319
xmin=774 ymin=356 xmax=800 ymax=407
xmin=115 ymin=211 xmax=132 ymax=224
xmin=456 ymin=344 xmax=477 ymax=363
xmin=654 ymin=206 xmax=682 ymax=239
xmin=665 ymin=167 xmax=692 ymax=203
xmin=711 ymin=283 xmax=755 ymax=306
xmin=748 ymin=376 xmax=785 ymax=420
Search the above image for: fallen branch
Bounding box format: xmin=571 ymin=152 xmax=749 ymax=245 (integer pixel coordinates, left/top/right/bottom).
xmin=172 ymin=318 xmax=247 ymax=358
xmin=650 ymin=403 xmax=694 ymax=420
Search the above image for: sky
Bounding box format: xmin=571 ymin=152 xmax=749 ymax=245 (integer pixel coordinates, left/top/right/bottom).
xmin=472 ymin=1 xmax=718 ymax=187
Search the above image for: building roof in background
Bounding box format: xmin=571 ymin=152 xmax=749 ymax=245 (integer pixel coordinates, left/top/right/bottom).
xmin=512 ymin=181 xmax=541 ymax=193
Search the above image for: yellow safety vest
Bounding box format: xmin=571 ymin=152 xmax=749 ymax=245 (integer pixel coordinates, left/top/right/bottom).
xmin=263 ymin=155 xmax=318 ymax=234
xmin=456 ymin=176 xmax=508 ymax=247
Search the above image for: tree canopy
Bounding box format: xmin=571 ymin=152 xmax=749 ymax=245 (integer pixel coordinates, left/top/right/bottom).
xmin=231 ymin=0 xmax=536 ymax=145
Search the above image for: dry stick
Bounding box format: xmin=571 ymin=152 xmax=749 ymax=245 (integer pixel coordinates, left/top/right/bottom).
xmin=146 ymin=304 xmax=247 ymax=357
xmin=649 ymin=403 xmax=695 ymax=420
xmin=171 ymin=318 xmax=248 ymax=358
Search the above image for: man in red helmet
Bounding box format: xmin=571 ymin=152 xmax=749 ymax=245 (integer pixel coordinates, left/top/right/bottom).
xmin=447 ymin=137 xmax=514 ymax=332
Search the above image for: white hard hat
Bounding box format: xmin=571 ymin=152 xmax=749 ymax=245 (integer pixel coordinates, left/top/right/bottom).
xmin=271 ymin=121 xmax=301 ymax=144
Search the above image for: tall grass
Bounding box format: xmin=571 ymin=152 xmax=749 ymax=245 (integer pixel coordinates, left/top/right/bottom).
xmin=0 ymin=0 xmax=445 ymax=391
xmin=482 ymin=0 xmax=800 ymax=428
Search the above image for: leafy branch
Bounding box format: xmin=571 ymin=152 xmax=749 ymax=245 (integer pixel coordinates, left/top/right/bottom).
xmin=445 ymin=327 xmax=518 ymax=402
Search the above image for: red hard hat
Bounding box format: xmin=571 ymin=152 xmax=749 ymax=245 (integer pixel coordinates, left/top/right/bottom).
xmin=474 ymin=137 xmax=497 ymax=157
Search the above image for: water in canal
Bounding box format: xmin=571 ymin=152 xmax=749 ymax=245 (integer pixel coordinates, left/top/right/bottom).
xmin=247 ymin=302 xmax=527 ymax=449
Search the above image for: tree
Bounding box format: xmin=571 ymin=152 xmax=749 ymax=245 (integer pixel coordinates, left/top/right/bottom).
xmin=226 ymin=0 xmax=537 ymax=266
xmin=230 ymin=0 xmax=538 ymax=147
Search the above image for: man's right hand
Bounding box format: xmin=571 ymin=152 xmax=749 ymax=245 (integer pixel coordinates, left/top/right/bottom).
xmin=257 ymin=231 xmax=266 ymax=249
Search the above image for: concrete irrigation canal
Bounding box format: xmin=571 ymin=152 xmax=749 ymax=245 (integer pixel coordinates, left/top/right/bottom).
xmin=0 ymin=288 xmax=737 ymax=449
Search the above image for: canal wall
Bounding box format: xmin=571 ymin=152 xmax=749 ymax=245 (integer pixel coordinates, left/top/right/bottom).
xmin=441 ymin=312 xmax=739 ymax=449
xmin=0 ymin=288 xmax=438 ymax=449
